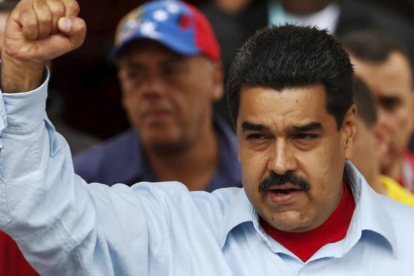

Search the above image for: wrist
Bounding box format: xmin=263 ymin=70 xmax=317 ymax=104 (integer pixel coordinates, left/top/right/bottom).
xmin=1 ymin=52 xmax=45 ymax=93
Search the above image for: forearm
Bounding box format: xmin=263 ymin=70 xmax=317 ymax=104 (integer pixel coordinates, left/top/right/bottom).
xmin=0 ymin=52 xmax=44 ymax=93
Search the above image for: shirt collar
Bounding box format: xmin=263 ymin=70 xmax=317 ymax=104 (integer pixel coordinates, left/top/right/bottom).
xmin=344 ymin=161 xmax=397 ymax=257
xmin=219 ymin=161 xmax=397 ymax=257
xmin=218 ymin=188 xmax=255 ymax=248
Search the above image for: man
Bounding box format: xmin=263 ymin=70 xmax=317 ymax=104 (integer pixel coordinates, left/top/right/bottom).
xmin=74 ymin=1 xmax=241 ymax=192
xmin=341 ymin=31 xmax=414 ymax=193
xmin=0 ymin=0 xmax=413 ymax=275
xmin=351 ymin=76 xmax=414 ymax=207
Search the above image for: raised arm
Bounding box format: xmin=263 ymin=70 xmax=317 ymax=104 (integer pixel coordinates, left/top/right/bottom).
xmin=0 ymin=1 xmax=154 ymax=275
xmin=1 ymin=0 xmax=85 ymax=92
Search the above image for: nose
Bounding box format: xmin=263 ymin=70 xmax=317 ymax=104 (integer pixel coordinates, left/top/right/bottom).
xmin=140 ymin=72 xmax=167 ymax=100
xmin=377 ymin=107 xmax=394 ymax=134
xmin=267 ymin=139 xmax=297 ymax=175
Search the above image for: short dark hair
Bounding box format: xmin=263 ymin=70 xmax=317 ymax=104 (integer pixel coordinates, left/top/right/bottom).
xmin=340 ymin=30 xmax=414 ymax=89
xmin=227 ymin=25 xmax=354 ymax=130
xmin=353 ymin=76 xmax=377 ymax=128
xmin=340 ymin=30 xmax=410 ymax=64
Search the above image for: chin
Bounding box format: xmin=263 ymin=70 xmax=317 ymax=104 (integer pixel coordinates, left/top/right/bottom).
xmin=268 ymin=211 xmax=311 ymax=232
xmin=148 ymin=140 xmax=188 ymax=155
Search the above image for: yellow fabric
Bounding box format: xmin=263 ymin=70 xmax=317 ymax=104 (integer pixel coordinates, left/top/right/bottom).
xmin=380 ymin=175 xmax=414 ymax=208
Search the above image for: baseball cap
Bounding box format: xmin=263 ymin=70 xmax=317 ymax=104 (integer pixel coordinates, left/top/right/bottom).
xmin=110 ymin=0 xmax=220 ymax=61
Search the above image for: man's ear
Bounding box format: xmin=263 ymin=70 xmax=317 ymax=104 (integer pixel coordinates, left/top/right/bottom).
xmin=343 ymin=104 xmax=357 ymax=160
xmin=210 ymin=61 xmax=224 ymax=101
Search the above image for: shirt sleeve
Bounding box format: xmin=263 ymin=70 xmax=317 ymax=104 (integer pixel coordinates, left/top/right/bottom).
xmin=0 ymin=69 xmax=151 ymax=275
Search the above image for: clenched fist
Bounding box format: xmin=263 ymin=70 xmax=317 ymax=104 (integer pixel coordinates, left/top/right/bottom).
xmin=1 ymin=0 xmax=86 ymax=93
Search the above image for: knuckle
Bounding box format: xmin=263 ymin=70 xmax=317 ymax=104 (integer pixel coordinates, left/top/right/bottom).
xmin=34 ymin=0 xmax=47 ymax=10
xmin=38 ymin=14 xmax=52 ymax=26
xmin=66 ymin=1 xmax=80 ymax=14
xmin=50 ymin=5 xmax=65 ymax=17
xmin=24 ymin=18 xmax=38 ymax=29
xmin=19 ymin=7 xmax=33 ymax=18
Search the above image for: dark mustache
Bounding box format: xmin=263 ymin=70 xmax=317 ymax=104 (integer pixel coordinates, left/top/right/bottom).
xmin=258 ymin=171 xmax=310 ymax=194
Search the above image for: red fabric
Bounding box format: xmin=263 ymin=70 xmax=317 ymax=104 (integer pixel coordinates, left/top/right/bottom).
xmin=185 ymin=4 xmax=221 ymax=61
xmin=0 ymin=231 xmax=39 ymax=276
xmin=399 ymin=150 xmax=414 ymax=193
xmin=261 ymin=182 xmax=355 ymax=262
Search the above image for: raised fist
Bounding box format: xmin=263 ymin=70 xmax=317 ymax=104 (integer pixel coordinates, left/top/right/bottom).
xmin=2 ymin=0 xmax=86 ymax=64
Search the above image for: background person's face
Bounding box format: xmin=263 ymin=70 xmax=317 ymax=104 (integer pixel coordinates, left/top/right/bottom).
xmin=237 ymin=85 xmax=356 ymax=232
xmin=351 ymin=118 xmax=378 ymax=183
xmin=117 ymin=41 xmax=222 ymax=153
xmin=351 ymin=52 xmax=414 ymax=161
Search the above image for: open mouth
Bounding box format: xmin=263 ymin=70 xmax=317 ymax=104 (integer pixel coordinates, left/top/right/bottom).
xmin=267 ymin=186 xmax=303 ymax=204
xmin=269 ymin=188 xmax=301 ymax=195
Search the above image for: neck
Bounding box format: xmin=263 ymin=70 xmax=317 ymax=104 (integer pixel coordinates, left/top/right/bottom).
xmin=366 ymin=165 xmax=386 ymax=195
xmin=145 ymin=117 xmax=220 ymax=191
xmin=381 ymin=156 xmax=403 ymax=183
xmin=367 ymin=175 xmax=386 ymax=195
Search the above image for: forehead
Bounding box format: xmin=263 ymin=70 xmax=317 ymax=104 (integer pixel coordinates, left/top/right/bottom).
xmin=237 ymin=85 xmax=333 ymax=131
xmin=352 ymin=52 xmax=413 ymax=98
xmin=117 ymin=40 xmax=185 ymax=64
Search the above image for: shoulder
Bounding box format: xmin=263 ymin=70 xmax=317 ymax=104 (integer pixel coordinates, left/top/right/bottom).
xmin=128 ymin=182 xmax=242 ymax=231
xmin=379 ymin=194 xmax=414 ymax=223
xmin=133 ymin=182 xmax=242 ymax=221
xmin=132 ymin=181 xmax=241 ymax=211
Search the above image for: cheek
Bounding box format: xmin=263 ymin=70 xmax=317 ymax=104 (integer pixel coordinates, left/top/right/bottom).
xmin=302 ymin=140 xmax=344 ymax=189
xmin=239 ymin=147 xmax=268 ymax=188
xmin=122 ymin=91 xmax=139 ymax=111
xmin=397 ymin=107 xmax=413 ymax=130
xmin=122 ymin=90 xmax=142 ymax=124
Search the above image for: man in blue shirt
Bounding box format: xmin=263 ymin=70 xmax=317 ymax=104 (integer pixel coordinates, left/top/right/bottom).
xmin=74 ymin=1 xmax=241 ymax=191
xmin=0 ymin=0 xmax=414 ymax=275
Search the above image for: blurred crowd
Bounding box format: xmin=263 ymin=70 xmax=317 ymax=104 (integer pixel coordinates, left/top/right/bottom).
xmin=0 ymin=0 xmax=413 ymax=274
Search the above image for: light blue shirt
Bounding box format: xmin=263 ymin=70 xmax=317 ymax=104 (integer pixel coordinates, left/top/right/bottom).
xmin=0 ymin=72 xmax=414 ymax=275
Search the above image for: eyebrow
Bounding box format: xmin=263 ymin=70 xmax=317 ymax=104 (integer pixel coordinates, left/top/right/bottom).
xmin=121 ymin=56 xmax=186 ymax=69
xmin=161 ymin=56 xmax=187 ymax=66
xmin=241 ymin=122 xmax=270 ymax=132
xmin=289 ymin=122 xmax=323 ymax=132
xmin=241 ymin=121 xmax=322 ymax=132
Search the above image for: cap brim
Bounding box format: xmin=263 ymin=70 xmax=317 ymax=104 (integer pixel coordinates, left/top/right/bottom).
xmin=109 ymin=31 xmax=200 ymax=61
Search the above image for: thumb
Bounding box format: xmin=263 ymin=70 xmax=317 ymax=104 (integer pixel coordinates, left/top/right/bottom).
xmin=57 ymin=16 xmax=86 ymax=49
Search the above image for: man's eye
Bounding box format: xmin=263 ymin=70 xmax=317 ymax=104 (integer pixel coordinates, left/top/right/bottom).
xmin=293 ymin=133 xmax=318 ymax=140
xmin=163 ymin=66 xmax=183 ymax=77
xmin=126 ymin=71 xmax=139 ymax=79
xmin=379 ymin=97 xmax=401 ymax=111
xmin=246 ymin=134 xmax=268 ymax=140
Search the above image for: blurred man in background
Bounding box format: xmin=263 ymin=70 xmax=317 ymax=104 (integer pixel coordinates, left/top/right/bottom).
xmin=351 ymin=76 xmax=414 ymax=207
xmin=74 ymin=1 xmax=241 ymax=191
xmin=342 ymin=31 xmax=414 ymax=193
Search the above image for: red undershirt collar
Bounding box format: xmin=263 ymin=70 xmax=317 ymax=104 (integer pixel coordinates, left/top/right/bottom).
xmin=261 ymin=182 xmax=355 ymax=262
